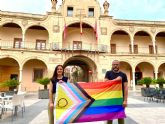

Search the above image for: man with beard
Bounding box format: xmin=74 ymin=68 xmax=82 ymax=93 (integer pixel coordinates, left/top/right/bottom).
xmin=105 ymin=60 xmax=128 ymax=124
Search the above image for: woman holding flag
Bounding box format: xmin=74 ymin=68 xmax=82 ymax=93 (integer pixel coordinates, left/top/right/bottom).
xmin=48 ymin=65 xmax=69 ymax=124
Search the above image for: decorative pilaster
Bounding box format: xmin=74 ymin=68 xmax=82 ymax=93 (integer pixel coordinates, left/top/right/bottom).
xmin=18 ymin=68 xmax=23 ymax=91
xmin=132 ymin=71 xmax=136 ymax=91
xmin=154 ymin=71 xmax=158 ymax=79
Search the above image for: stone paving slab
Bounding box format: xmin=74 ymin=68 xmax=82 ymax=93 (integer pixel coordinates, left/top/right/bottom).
xmin=0 ymin=91 xmax=165 ymax=124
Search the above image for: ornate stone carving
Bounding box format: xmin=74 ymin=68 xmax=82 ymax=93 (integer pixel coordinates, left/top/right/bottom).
xmin=53 ymin=25 xmax=60 ymax=33
xmin=103 ymin=0 xmax=110 ymax=15
xmin=151 ymin=27 xmax=156 ymax=34
xmin=22 ymin=20 xmax=28 ymax=26
xmin=101 ymin=27 xmax=107 ymax=35
xmin=51 ymin=0 xmax=57 ymax=10
xmin=129 ymin=26 xmax=134 ymax=33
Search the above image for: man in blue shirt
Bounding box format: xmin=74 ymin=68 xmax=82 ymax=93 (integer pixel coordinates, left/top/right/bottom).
xmin=105 ymin=60 xmax=128 ymax=124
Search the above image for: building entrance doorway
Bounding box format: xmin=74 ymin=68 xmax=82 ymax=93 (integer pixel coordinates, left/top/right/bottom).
xmin=63 ymin=55 xmax=97 ymax=83
xmin=135 ymin=72 xmax=142 ymax=85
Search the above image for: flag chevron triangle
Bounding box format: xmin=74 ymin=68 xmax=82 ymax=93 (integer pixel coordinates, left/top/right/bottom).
xmin=55 ymin=83 xmax=94 ymax=124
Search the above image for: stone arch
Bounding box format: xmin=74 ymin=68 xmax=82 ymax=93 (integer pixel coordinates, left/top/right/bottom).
xmin=135 ymin=61 xmax=155 ymax=83
xmin=1 ymin=21 xmax=23 ymax=31
xmin=135 ymin=60 xmax=155 ymax=70
xmin=24 ymin=24 xmax=49 ymax=35
xmin=22 ymin=56 xmax=48 ymax=69
xmin=22 ymin=58 xmax=48 ymax=91
xmin=0 ymin=55 xmax=21 ymax=68
xmin=133 ymin=30 xmax=152 ymax=40
xmin=63 ymin=55 xmax=97 ymax=82
xmin=0 ymin=57 xmax=20 ymax=88
xmin=110 ymin=29 xmax=131 ymax=40
xmin=119 ymin=60 xmax=133 ymax=87
xmin=157 ymin=62 xmax=165 ymax=78
xmin=110 ymin=29 xmax=131 ymax=53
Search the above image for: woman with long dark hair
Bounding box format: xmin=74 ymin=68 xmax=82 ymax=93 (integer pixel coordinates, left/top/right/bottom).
xmin=48 ymin=65 xmax=69 ymax=124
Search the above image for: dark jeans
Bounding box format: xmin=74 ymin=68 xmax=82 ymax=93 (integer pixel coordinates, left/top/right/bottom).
xmin=107 ymin=118 xmax=125 ymax=124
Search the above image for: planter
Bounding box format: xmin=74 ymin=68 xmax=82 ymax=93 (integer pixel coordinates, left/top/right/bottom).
xmin=38 ymin=89 xmax=49 ymax=99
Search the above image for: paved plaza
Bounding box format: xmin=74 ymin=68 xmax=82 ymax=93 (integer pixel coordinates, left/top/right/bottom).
xmin=0 ymin=90 xmax=165 ymax=124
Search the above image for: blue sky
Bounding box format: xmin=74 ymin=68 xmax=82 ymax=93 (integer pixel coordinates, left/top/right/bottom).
xmin=0 ymin=0 xmax=164 ymax=21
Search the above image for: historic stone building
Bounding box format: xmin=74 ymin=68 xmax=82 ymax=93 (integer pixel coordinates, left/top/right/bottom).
xmin=0 ymin=0 xmax=165 ymax=91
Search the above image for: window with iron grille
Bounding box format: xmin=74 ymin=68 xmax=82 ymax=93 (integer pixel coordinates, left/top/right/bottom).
xmin=36 ymin=40 xmax=46 ymax=50
xmin=33 ymin=68 xmax=43 ymax=81
xmin=73 ymin=41 xmax=82 ymax=50
xmin=13 ymin=38 xmax=22 ymax=48
xmin=111 ymin=44 xmax=116 ymax=54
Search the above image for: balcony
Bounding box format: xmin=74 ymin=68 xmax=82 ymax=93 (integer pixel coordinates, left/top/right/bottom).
xmin=0 ymin=40 xmax=108 ymax=53
xmin=52 ymin=42 xmax=108 ymax=53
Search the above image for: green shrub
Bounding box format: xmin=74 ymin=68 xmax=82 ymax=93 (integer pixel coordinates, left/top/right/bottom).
xmin=36 ymin=77 xmax=50 ymax=90
xmin=0 ymin=79 xmax=19 ymax=90
xmin=156 ymin=78 xmax=165 ymax=89
xmin=137 ymin=79 xmax=144 ymax=85
xmin=137 ymin=77 xmax=152 ymax=88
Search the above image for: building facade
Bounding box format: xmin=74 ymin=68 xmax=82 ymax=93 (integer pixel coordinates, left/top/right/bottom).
xmin=0 ymin=0 xmax=165 ymax=91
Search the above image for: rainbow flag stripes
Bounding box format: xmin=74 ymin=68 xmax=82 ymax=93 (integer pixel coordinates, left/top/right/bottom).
xmin=54 ymin=80 xmax=126 ymax=124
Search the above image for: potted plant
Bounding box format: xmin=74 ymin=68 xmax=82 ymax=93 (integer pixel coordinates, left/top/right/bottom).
xmin=155 ymin=78 xmax=165 ymax=89
xmin=137 ymin=77 xmax=153 ymax=97
xmin=137 ymin=77 xmax=152 ymax=88
xmin=0 ymin=79 xmax=19 ymax=95
xmin=36 ymin=77 xmax=50 ymax=99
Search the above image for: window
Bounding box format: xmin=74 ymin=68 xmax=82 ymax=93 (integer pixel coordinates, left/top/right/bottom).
xmin=33 ymin=69 xmax=43 ymax=81
xmin=149 ymin=45 xmax=154 ymax=54
xmin=88 ymin=8 xmax=94 ymax=17
xmin=36 ymin=40 xmax=46 ymax=50
xmin=129 ymin=44 xmax=138 ymax=54
xmin=67 ymin=7 xmax=73 ymax=16
xmin=134 ymin=45 xmax=138 ymax=54
xmin=155 ymin=45 xmax=158 ymax=54
xmin=73 ymin=41 xmax=82 ymax=50
xmin=111 ymin=44 xmax=116 ymax=54
xmin=13 ymin=38 xmax=22 ymax=48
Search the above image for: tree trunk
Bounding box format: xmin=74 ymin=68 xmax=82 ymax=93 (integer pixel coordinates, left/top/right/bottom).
xmin=44 ymin=85 xmax=47 ymax=90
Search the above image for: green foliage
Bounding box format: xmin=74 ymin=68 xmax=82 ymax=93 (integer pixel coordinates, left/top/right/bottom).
xmin=137 ymin=79 xmax=144 ymax=85
xmin=156 ymin=78 xmax=165 ymax=85
xmin=137 ymin=77 xmax=152 ymax=87
xmin=0 ymin=79 xmax=19 ymax=88
xmin=36 ymin=77 xmax=50 ymax=89
xmin=152 ymin=78 xmax=157 ymax=85
xmin=155 ymin=78 xmax=165 ymax=89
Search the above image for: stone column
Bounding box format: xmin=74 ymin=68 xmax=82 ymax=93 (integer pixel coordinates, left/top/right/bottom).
xmin=154 ymin=71 xmax=158 ymax=79
xmin=132 ymin=71 xmax=136 ymax=91
xmin=153 ymin=40 xmax=156 ymax=54
xmin=22 ymin=32 xmax=25 ymax=48
xmin=131 ymin=40 xmax=134 ymax=53
xmin=18 ymin=68 xmax=23 ymax=91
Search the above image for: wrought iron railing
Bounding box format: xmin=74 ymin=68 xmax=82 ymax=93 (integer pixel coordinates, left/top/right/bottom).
xmin=0 ymin=40 xmax=109 ymax=53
